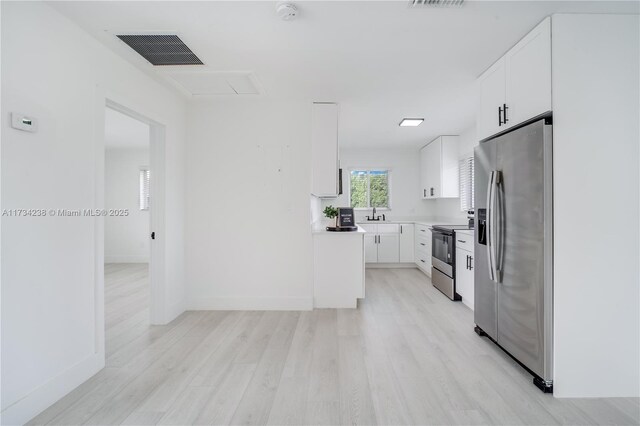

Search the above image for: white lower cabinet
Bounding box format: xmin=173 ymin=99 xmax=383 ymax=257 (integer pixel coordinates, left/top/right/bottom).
xmin=364 ymin=234 xmax=378 ymax=263
xmin=455 ymin=234 xmax=475 ymax=310
xmin=377 ymin=234 xmax=400 ymax=263
xmin=361 ymin=223 xmax=414 ymax=264
xmin=399 ymin=224 xmax=414 ymax=263
xmin=414 ymin=224 xmax=432 ymax=276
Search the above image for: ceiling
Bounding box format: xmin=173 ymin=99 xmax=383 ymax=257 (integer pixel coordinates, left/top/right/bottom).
xmin=104 ymin=107 xmax=150 ymax=149
xmin=53 ymin=1 xmax=639 ymax=148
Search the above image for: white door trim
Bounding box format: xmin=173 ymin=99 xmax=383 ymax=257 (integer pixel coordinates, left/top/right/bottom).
xmin=98 ymin=91 xmax=167 ymax=327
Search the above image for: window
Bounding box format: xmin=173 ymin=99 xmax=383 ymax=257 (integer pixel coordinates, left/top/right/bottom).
xmin=350 ymin=169 xmax=390 ymax=209
xmin=139 ymin=167 xmax=150 ymax=211
xmin=459 ymin=156 xmax=474 ymax=212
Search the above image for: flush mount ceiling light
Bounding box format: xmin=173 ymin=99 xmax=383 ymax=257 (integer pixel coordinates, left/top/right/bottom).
xmin=399 ymin=118 xmax=424 ymax=127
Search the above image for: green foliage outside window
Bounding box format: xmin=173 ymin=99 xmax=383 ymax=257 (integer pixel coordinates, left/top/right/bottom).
xmin=350 ymin=170 xmax=389 ymax=209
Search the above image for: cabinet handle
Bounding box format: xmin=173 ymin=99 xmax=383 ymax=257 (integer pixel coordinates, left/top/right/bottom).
xmin=423 ymin=189 xmax=426 ymax=197
xmin=498 ymin=105 xmax=503 ymax=126
xmin=466 ymin=255 xmax=470 ymax=270
xmin=420 ymin=243 xmax=426 ymax=246
xmin=430 ymin=187 xmax=434 ymax=197
xmin=457 ymin=239 xmax=466 ymax=243
xmin=469 ymin=256 xmax=473 ymax=270
xmin=420 ymin=259 xmax=426 ymax=263
xmin=503 ymin=103 xmax=509 ymax=124
xmin=400 ymin=225 xmax=403 ymax=234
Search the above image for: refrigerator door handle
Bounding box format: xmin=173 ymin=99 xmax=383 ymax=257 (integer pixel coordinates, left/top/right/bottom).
xmin=486 ymin=170 xmax=496 ymax=282
xmin=494 ymin=171 xmax=503 ymax=283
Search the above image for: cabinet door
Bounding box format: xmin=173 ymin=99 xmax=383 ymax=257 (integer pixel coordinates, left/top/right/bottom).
xmin=311 ymin=103 xmax=339 ymax=197
xmin=424 ymin=139 xmax=441 ymax=198
xmin=465 ymin=253 xmax=474 ymax=311
xmin=424 ymin=228 xmax=432 ymax=262
xmin=415 ymin=226 xmax=432 ymax=272
xmin=505 ymin=17 xmax=551 ymax=129
xmin=377 ymin=234 xmax=400 ymax=263
xmin=440 ymin=136 xmax=460 ymax=198
xmin=399 ymin=224 xmax=414 ymax=263
xmin=364 ymin=235 xmax=378 ymax=263
xmin=420 ymin=146 xmax=429 ymax=199
xmin=455 ymin=248 xmax=471 ymax=301
xmin=477 ymin=58 xmax=507 ymax=140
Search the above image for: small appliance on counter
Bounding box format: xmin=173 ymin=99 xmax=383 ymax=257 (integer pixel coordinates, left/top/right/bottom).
xmin=326 ymin=207 xmax=358 ymax=232
xmin=467 ymin=210 xmax=475 ymax=229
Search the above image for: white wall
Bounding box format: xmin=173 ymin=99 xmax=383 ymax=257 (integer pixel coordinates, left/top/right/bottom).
xmin=1 ymin=2 xmax=188 ymax=423
xmin=327 ymin=147 xmax=434 ymax=220
xmin=185 ymin=100 xmax=313 ymax=310
xmin=105 ymin=148 xmax=150 ymax=263
xmin=552 ymin=14 xmax=639 ymax=397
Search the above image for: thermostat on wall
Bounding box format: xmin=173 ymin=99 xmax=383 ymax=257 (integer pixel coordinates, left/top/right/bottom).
xmin=11 ymin=112 xmax=38 ymax=133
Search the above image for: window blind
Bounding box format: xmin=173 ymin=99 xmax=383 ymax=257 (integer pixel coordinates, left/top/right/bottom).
xmin=459 ymin=156 xmax=474 ymax=212
xmin=139 ymin=168 xmax=150 ymax=211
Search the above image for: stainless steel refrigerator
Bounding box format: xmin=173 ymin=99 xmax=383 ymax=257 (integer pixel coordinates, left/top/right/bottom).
xmin=474 ymin=116 xmax=553 ymax=393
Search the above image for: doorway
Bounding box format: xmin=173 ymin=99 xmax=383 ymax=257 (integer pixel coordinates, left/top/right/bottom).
xmin=98 ymin=97 xmax=167 ymax=356
xmin=103 ymin=106 xmax=151 ymax=357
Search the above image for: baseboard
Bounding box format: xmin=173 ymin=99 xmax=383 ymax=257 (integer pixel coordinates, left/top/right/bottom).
xmin=0 ymin=353 xmax=103 ymax=426
xmin=365 ymin=263 xmax=418 ymax=269
xmin=105 ymin=255 xmax=149 ymax=263
xmin=314 ymin=297 xmax=357 ymax=309
xmin=188 ymin=297 xmax=313 ymax=311
xmin=162 ymin=298 xmax=186 ymax=325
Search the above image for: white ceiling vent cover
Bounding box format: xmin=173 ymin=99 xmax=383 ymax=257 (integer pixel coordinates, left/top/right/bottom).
xmin=163 ymin=71 xmax=262 ymax=97
xmin=410 ymin=0 xmax=464 ymax=7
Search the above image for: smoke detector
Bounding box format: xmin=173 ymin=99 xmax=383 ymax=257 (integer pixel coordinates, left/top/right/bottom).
xmin=276 ymin=3 xmax=298 ymax=21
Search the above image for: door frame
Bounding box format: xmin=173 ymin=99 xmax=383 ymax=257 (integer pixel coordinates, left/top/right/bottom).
xmin=94 ymin=88 xmax=167 ymax=366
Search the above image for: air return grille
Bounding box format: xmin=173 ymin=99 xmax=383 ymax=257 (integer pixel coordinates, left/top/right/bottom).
xmin=116 ymin=35 xmax=203 ymax=66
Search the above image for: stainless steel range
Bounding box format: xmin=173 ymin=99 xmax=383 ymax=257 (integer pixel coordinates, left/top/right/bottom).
xmin=430 ymin=224 xmax=470 ymax=301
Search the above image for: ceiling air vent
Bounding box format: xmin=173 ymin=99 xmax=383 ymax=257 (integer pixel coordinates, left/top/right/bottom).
xmin=116 ymin=35 xmax=203 ymax=66
xmin=410 ymin=0 xmax=464 ymax=7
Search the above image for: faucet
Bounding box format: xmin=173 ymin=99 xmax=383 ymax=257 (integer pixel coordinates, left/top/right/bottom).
xmin=366 ymin=207 xmax=385 ymax=221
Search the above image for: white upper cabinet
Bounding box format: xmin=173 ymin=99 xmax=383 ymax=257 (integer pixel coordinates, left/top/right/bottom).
xmin=311 ymin=102 xmax=339 ymax=197
xmin=420 ymin=147 xmax=429 ymax=199
xmin=505 ymin=17 xmax=552 ymax=128
xmin=420 ymin=136 xmax=459 ymax=199
xmin=477 ymin=58 xmax=507 ymax=140
xmin=477 ymin=17 xmax=552 ymax=140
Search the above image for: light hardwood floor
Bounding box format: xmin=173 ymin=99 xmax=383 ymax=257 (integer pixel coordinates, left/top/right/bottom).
xmin=29 ymin=265 xmax=639 ymax=425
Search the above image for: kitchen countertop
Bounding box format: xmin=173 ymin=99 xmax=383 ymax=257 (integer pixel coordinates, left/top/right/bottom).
xmin=356 ymin=217 xmax=465 ymax=227
xmin=311 ymin=224 xmax=367 ymax=235
xmin=455 ymin=229 xmax=475 ymax=235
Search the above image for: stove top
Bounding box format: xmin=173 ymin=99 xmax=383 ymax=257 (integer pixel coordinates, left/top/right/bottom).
xmin=432 ymin=224 xmax=472 ymax=231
